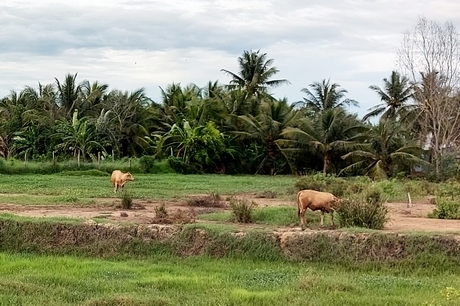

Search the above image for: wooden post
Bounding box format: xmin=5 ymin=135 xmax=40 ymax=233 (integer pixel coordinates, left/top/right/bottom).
xmin=52 ymin=151 xmax=55 ymax=166
xmin=98 ymin=151 xmax=101 ymax=168
xmin=112 ymin=149 xmax=114 ymax=162
xmin=78 ymin=150 xmax=81 ymax=168
xmin=129 ymin=158 xmax=131 ymax=170
xmin=24 ymin=152 xmax=28 ymax=169
xmin=407 ymin=192 xmax=412 ymax=208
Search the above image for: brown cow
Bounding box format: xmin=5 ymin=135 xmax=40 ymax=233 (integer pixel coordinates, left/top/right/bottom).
xmin=111 ymin=170 xmax=134 ymax=193
xmin=297 ymin=189 xmax=340 ymax=230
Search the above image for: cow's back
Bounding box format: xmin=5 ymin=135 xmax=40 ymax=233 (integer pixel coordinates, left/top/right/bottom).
xmin=298 ymin=189 xmax=336 ymax=211
xmin=111 ymin=170 xmax=123 ymax=184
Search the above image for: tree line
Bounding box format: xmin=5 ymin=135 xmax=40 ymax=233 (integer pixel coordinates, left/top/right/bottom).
xmin=1 ymin=17 xmax=459 ymax=179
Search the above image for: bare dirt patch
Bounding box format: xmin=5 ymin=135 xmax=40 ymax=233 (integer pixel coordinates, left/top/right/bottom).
xmin=0 ymin=194 xmax=459 ymax=233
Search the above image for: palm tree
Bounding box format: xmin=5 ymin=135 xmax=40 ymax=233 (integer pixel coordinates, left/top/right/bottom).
xmin=0 ymin=90 xmax=28 ymax=153
xmin=298 ymin=79 xmax=358 ymax=114
xmin=363 ymin=71 xmax=414 ymax=122
xmin=237 ymin=98 xmax=300 ymax=175
xmin=283 ymin=108 xmax=365 ymax=175
xmin=79 ymin=80 xmax=109 ymax=117
xmin=103 ymin=88 xmax=153 ymax=156
xmin=340 ymin=120 xmax=425 ymax=179
xmin=53 ymin=109 xmax=105 ymax=160
xmin=55 ymin=73 xmax=82 ymax=119
xmin=221 ymin=49 xmax=290 ymax=97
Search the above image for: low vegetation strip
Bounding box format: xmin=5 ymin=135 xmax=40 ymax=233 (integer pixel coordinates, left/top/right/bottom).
xmin=2 ymin=219 xmax=460 ymax=267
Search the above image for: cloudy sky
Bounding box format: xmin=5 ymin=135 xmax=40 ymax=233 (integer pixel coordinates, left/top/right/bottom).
xmin=1 ymin=0 xmax=460 ymax=118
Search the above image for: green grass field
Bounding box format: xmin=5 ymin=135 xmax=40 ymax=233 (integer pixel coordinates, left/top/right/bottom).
xmin=1 ymin=173 xmax=459 ymax=305
xmin=1 ymin=252 xmax=460 ymax=306
xmin=0 ymin=173 xmax=297 ymax=204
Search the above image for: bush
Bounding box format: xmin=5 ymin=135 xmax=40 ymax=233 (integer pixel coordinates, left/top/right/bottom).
xmin=336 ymin=186 xmax=388 ymax=229
xmin=436 ymin=179 xmax=460 ymax=199
xmin=154 ymin=203 xmax=168 ymax=218
xmin=230 ymin=197 xmax=257 ymax=223
xmin=139 ymin=155 xmax=155 ymax=173
xmin=120 ymin=190 xmax=133 ymax=209
xmin=295 ymin=173 xmax=347 ymax=196
xmin=429 ymin=198 xmax=460 ymax=219
xmin=167 ymin=156 xmax=199 ymax=174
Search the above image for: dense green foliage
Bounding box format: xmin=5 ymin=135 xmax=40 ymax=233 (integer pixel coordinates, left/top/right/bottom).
xmin=3 ymin=49 xmax=458 ymax=179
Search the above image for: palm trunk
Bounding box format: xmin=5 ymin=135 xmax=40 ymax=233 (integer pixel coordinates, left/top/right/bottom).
xmin=323 ymin=156 xmax=329 ymax=175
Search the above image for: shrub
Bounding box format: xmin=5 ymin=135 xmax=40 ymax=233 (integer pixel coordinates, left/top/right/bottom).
xmin=120 ymin=190 xmax=133 ymax=209
xmin=230 ymin=197 xmax=257 ymax=223
xmin=154 ymin=203 xmax=168 ymax=218
xmin=167 ymin=156 xmax=198 ymax=174
xmin=295 ymin=173 xmax=347 ymax=196
xmin=436 ymin=179 xmax=460 ymax=199
xmin=429 ymin=198 xmax=460 ymax=219
xmin=336 ymin=186 xmax=388 ymax=229
xmin=374 ymin=179 xmax=398 ymax=199
xmin=139 ymin=155 xmax=155 ymax=173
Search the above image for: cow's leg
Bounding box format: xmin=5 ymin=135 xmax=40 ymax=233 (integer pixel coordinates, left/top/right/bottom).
xmin=114 ymin=183 xmax=118 ymax=193
xmin=299 ymin=209 xmax=306 ymax=231
xmin=320 ymin=211 xmax=324 ymax=226
xmin=331 ymin=211 xmax=335 ymax=226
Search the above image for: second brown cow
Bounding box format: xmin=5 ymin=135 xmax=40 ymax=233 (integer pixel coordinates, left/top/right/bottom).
xmin=297 ymin=189 xmax=340 ymax=230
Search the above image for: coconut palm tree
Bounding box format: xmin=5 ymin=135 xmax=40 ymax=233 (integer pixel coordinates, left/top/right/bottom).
xmin=298 ymin=79 xmax=358 ymax=114
xmin=236 ymin=98 xmax=300 ymax=175
xmin=221 ymin=49 xmax=290 ymax=97
xmin=282 ymin=108 xmax=365 ymax=175
xmin=53 ymin=109 xmax=105 ymax=160
xmin=55 ymin=73 xmax=82 ymax=119
xmin=79 ymin=80 xmax=109 ymax=117
xmin=103 ymin=88 xmax=153 ymax=156
xmin=340 ymin=120 xmax=425 ymax=179
xmin=363 ymin=71 xmax=414 ymax=122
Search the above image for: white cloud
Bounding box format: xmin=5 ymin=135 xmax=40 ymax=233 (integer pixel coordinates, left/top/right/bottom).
xmin=1 ymin=0 xmax=460 ymax=118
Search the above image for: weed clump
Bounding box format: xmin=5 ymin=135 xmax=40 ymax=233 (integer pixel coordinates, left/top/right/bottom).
xmin=230 ymin=197 xmax=257 ymax=223
xmin=120 ymin=190 xmax=133 ymax=209
xmin=336 ymin=186 xmax=388 ymax=229
xmin=155 ymin=203 xmax=168 ymax=218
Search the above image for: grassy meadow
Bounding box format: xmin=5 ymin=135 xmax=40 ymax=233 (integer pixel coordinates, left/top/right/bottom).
xmin=0 ymin=172 xmax=297 ymax=205
xmin=1 ymin=172 xmax=460 ymax=305
xmin=1 ymin=252 xmax=460 ymax=306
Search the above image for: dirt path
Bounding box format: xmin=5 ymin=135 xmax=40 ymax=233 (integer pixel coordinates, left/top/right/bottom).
xmin=0 ymin=195 xmax=459 ymax=233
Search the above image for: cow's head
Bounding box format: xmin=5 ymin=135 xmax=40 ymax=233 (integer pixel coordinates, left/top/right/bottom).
xmin=124 ymin=172 xmax=134 ymax=181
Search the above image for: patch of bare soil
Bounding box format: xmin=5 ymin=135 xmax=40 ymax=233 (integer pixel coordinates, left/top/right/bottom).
xmin=0 ymin=194 xmax=459 ymax=233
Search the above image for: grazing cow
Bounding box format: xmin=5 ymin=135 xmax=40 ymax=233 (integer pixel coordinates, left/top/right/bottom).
xmin=111 ymin=170 xmax=134 ymax=193
xmin=297 ymin=189 xmax=340 ymax=230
